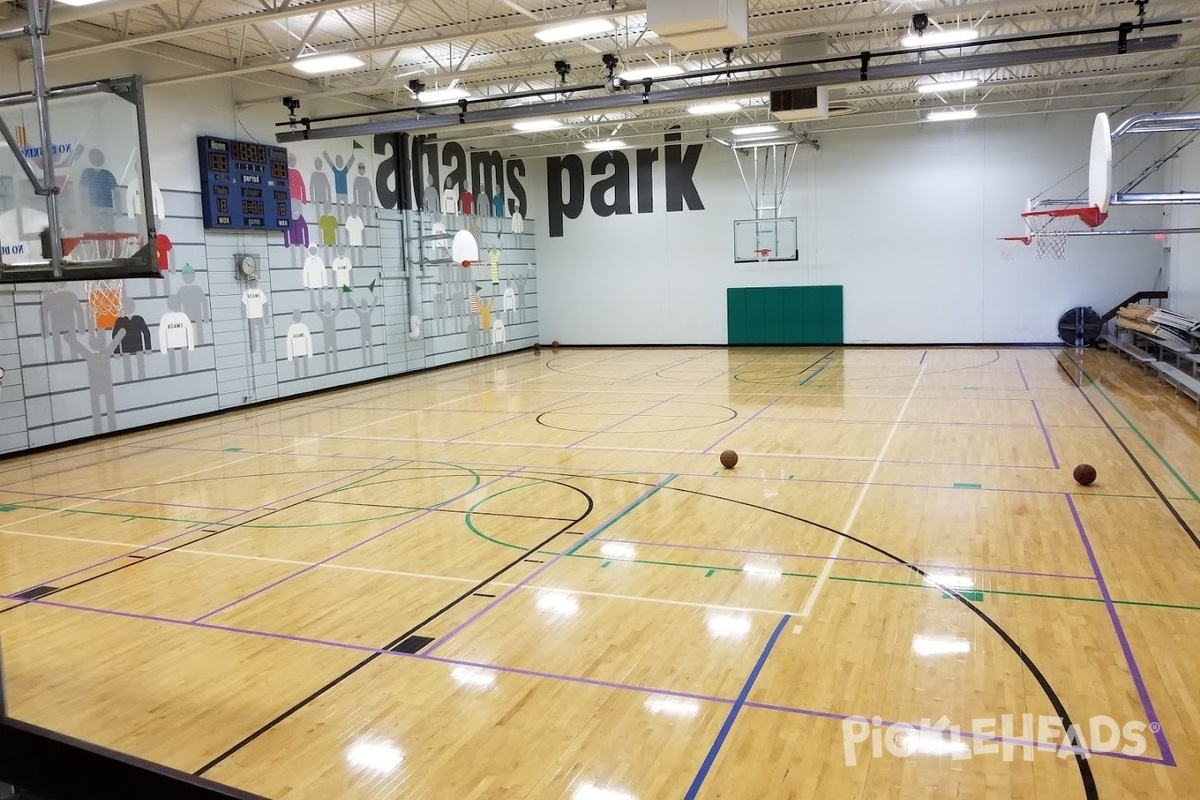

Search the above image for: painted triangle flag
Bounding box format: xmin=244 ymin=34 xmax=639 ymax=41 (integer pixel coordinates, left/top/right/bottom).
xmin=368 ymin=277 xmax=377 ymax=293
xmin=352 ymin=140 xmax=364 ymax=150
xmin=341 ymin=284 xmax=352 ymax=294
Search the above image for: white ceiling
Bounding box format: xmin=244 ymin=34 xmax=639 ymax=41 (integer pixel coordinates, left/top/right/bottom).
xmin=5 ymin=0 xmax=1200 ymax=150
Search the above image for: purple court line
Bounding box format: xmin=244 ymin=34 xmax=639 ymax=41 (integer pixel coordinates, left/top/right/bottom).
xmin=1016 ymin=358 xmax=1031 ymax=391
xmin=567 ymin=394 xmax=682 ymax=449
xmin=5 ymin=593 xmax=1166 ymax=767
xmin=424 ymin=474 xmax=677 ymax=656
xmin=445 ymin=391 xmax=590 ymax=443
xmin=192 ymin=467 xmax=525 ymax=623
xmin=12 ymin=456 xmax=404 ymax=595
xmin=86 ymin=442 xmax=1174 ymax=505
xmin=919 ymin=350 xmax=927 ymax=364
xmin=596 ymin=536 xmax=1096 ymax=582
xmin=1032 ymin=400 xmax=1060 ymax=469
xmin=703 ymin=396 xmax=782 ymax=454
xmin=1065 ymin=494 xmax=1175 ymax=766
xmin=0 ymin=488 xmax=248 ymax=514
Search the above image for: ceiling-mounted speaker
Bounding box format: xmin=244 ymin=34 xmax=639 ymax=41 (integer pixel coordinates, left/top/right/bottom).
xmin=771 ymin=35 xmax=830 ymax=122
xmin=646 ymin=0 xmax=748 ymax=50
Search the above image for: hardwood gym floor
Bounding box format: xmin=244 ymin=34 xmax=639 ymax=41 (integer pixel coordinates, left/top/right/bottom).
xmin=0 ymin=346 xmax=1197 ymax=799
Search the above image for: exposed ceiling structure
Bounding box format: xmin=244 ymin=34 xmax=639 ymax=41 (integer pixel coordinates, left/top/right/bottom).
xmin=4 ymin=0 xmax=1200 ymax=152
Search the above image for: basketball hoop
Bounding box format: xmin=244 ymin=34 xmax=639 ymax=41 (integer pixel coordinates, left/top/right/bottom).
xmin=755 ymin=248 xmax=772 ymax=263
xmin=84 ymin=278 xmax=124 ymax=329
xmin=1029 ymin=214 xmax=1074 ymax=260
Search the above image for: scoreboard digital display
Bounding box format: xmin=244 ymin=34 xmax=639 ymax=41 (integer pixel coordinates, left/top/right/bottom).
xmin=197 ymin=136 xmax=291 ymax=231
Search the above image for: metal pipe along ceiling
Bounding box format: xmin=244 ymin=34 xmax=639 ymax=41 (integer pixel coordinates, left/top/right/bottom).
xmin=1112 ymin=112 xmax=1200 ymax=139
xmin=276 ymin=34 xmax=1181 ymax=143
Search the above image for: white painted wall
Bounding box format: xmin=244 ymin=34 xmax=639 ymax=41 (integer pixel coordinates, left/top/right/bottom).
xmin=534 ymin=111 xmax=1167 ymax=344
xmin=1165 ymin=97 xmax=1200 ymax=318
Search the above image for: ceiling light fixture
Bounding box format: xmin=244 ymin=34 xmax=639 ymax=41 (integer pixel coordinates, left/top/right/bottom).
xmin=292 ymin=53 xmax=365 ymax=74
xmin=584 ymin=139 xmax=627 ymax=151
xmin=917 ymin=78 xmax=979 ymax=94
xmin=513 ymin=119 xmax=564 ymax=132
xmin=417 ymin=87 xmax=470 ymax=103
xmin=731 ymin=124 xmax=778 ymax=136
xmin=903 ymin=28 xmax=981 ymax=48
xmin=619 ymin=64 xmax=685 ymax=82
xmin=926 ymin=108 xmax=978 ymax=122
xmin=535 ymin=18 xmax=615 ymax=43
xmin=687 ymin=101 xmax=743 ymax=116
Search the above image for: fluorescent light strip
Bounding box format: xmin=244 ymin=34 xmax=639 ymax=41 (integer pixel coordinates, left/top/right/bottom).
xmin=292 ymin=54 xmax=364 ymax=74
xmin=926 ymin=108 xmax=978 ymax=122
xmin=917 ymin=79 xmax=979 ymax=94
xmin=584 ymin=140 xmax=626 ymax=151
xmin=513 ymin=119 xmax=563 ymax=132
xmin=688 ymin=101 xmax=743 ymax=116
xmin=535 ymin=18 xmax=615 ymax=43
xmin=902 ymin=28 xmax=981 ymax=48
xmin=731 ymin=124 xmax=778 ymax=136
xmin=418 ymin=87 xmax=470 ymax=103
xmin=620 ymin=64 xmax=685 ymax=82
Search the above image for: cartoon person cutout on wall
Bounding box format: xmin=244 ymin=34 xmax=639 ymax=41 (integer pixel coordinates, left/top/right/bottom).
xmin=112 ymin=291 xmax=152 ymax=383
xmin=288 ymin=153 xmax=307 ymax=203
xmin=489 ymin=248 xmax=501 ymax=285
xmin=287 ymin=210 xmax=310 ymax=267
xmin=442 ymin=179 xmax=458 ymax=216
xmin=68 ymin=328 xmax=125 ymax=435
xmin=310 ymin=157 xmax=333 ymax=219
xmin=322 ymin=150 xmax=355 ymax=221
xmin=287 ymin=309 xmax=313 ymax=378
xmin=460 ymin=185 xmax=474 ymax=216
xmin=353 ymin=283 xmax=379 ymax=366
xmin=241 ymin=279 xmax=268 ymax=361
xmin=303 ymin=245 xmax=327 ymax=289
xmin=332 ymin=248 xmax=352 ymax=289
xmin=352 ymin=162 xmax=373 ymax=220
xmin=41 ymin=285 xmax=88 ymax=362
xmin=312 ymin=287 xmax=341 ymax=373
xmin=344 ymin=213 xmax=365 ymax=256
xmin=492 ymin=193 xmax=506 ymax=218
xmin=159 ymin=294 xmax=194 ymax=375
xmin=511 ymin=209 xmax=524 ymax=234
xmin=317 ymin=213 xmax=339 ymax=259
xmin=79 ymin=148 xmax=118 ymax=232
xmin=175 ymin=264 xmax=210 ymax=346
xmin=153 ymin=232 xmax=173 ymax=296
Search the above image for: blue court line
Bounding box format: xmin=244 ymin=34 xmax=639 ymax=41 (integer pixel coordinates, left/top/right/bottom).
xmin=684 ymin=613 xmax=791 ymax=800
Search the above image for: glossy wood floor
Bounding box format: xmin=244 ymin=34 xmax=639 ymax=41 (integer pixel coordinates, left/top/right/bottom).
xmin=1 ymin=346 xmax=1199 ymax=799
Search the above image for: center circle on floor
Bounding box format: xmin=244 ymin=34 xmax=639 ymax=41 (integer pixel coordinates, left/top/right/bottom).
xmin=535 ymin=401 xmax=738 ymax=433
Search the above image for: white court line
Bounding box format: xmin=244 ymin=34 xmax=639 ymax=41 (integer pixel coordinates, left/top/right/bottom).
xmin=794 ymin=361 xmax=928 ymax=623
xmin=0 ymin=529 xmax=796 ymax=617
xmin=9 ymin=350 xmax=628 ymax=528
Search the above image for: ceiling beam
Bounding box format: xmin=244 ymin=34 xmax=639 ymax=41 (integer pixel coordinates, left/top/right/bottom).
xmin=276 ymin=33 xmax=1181 ymax=141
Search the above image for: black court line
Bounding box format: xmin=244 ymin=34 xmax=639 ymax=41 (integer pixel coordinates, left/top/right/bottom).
xmin=305 ymin=498 xmax=577 ymax=523
xmin=1057 ymin=354 xmax=1200 ymax=551
xmin=193 ymin=480 xmax=595 ymax=777
xmin=473 ymin=593 xmax=496 ymax=598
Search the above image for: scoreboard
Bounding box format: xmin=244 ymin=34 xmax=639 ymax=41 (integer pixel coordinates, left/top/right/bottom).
xmin=197 ymin=136 xmax=292 ymax=231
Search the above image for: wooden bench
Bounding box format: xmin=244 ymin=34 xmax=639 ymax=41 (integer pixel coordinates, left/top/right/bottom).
xmin=1102 ymin=333 xmax=1156 ymax=367
xmin=1152 ymin=361 xmax=1200 ymax=407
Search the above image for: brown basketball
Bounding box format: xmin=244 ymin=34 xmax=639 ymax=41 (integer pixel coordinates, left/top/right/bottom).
xmin=1073 ymin=464 xmax=1097 ymax=486
xmin=720 ymin=450 xmax=738 ymax=469
xmin=551 ymin=340 xmax=560 ymax=349
xmin=533 ymin=343 xmax=541 ymax=354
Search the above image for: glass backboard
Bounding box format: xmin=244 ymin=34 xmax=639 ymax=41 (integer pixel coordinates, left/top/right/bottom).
xmin=734 ymin=217 xmax=799 ymax=263
xmin=0 ymin=76 xmax=156 ymax=282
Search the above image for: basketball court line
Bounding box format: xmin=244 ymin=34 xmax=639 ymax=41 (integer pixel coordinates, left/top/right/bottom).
xmin=67 ymin=443 xmax=1179 ymax=503
xmin=797 ymin=362 xmax=928 ymax=623
xmin=1032 ymin=399 xmax=1061 ymax=468
xmin=190 ymin=468 xmax=527 ymax=623
xmin=1017 ymin=358 xmax=1032 ymax=390
xmin=703 ymin=396 xmax=782 ymax=453
xmin=567 ymin=394 xmax=683 ymax=448
xmin=1068 ymin=493 xmax=1175 ymax=764
xmin=423 ymin=473 xmax=678 ymax=655
xmin=1 ymin=592 xmax=1165 ymax=769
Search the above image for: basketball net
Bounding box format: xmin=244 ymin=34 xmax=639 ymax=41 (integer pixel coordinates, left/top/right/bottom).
xmin=84 ymin=278 xmax=124 ymax=329
xmin=998 ymin=240 xmax=1017 ymax=261
xmin=756 ymin=248 xmax=772 ymax=263
xmin=40 ymin=281 xmax=67 ymax=300
xmin=1030 ymin=214 xmax=1074 ymax=260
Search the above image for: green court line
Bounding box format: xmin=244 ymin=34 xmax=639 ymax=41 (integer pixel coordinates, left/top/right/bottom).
xmin=945 ymin=590 xmax=984 ymax=601
xmin=463 ymin=486 xmax=1200 ymax=613
xmin=224 ymin=447 xmax=243 ymax=452
xmin=0 ymin=505 xmax=18 ymax=512
xmin=1063 ymin=351 xmax=1200 ymax=504
xmin=953 ymin=483 xmax=982 ymax=489
xmin=601 ymin=561 xmax=612 ymax=568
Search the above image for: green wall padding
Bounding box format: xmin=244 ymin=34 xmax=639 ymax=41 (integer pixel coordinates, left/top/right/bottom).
xmin=727 ymin=285 xmax=844 ymax=345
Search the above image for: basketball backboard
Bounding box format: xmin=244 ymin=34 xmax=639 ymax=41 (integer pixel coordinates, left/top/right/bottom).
xmin=735 ymin=218 xmax=799 ymax=263
xmin=0 ymin=75 xmax=157 ymax=283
